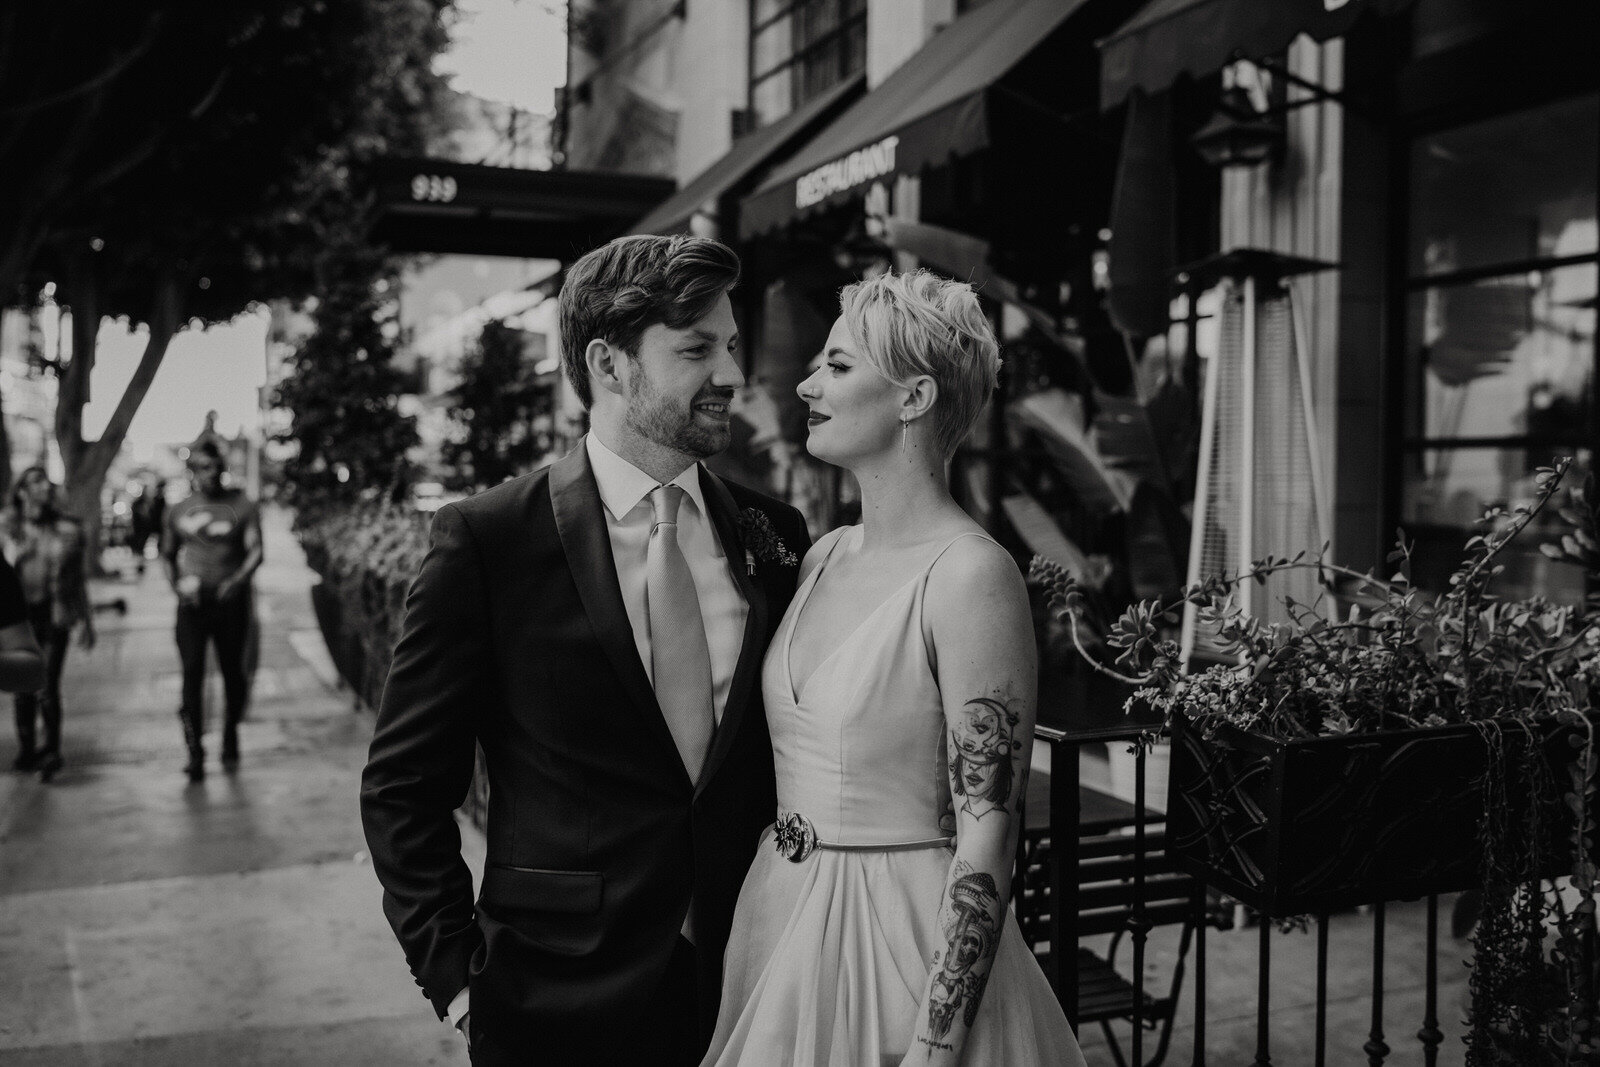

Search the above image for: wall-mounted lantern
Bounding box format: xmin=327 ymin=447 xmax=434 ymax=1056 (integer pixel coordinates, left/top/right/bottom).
xmin=1190 ymin=86 xmax=1284 ymax=169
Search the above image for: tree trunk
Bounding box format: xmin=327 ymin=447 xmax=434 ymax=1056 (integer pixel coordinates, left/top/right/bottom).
xmin=0 ymin=383 xmax=12 ymax=502
xmin=56 ymin=269 xmax=181 ymax=568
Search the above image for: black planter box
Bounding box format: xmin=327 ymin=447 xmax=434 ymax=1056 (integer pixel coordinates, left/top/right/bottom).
xmin=1166 ymin=711 xmax=1583 ymax=916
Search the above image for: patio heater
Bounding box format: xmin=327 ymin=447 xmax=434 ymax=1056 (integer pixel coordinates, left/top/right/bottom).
xmin=1177 ymin=249 xmax=1337 ymax=667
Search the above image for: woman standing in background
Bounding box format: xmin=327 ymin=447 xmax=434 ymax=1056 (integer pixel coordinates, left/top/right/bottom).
xmin=3 ymin=466 xmax=95 ymax=782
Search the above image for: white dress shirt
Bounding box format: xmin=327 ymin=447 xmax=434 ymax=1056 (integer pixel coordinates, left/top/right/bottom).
xmin=446 ymin=436 xmax=749 ymax=1031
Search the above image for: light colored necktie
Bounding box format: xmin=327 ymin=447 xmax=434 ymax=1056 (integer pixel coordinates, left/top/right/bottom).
xmin=646 ymin=484 xmax=716 ymax=783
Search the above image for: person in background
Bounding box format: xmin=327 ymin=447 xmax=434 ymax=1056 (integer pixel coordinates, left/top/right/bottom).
xmin=162 ymin=441 xmax=262 ymax=783
xmin=129 ymin=479 xmax=167 ymax=575
xmin=2 ymin=467 xmax=95 ymax=783
xmin=0 ymin=556 xmax=45 ymax=705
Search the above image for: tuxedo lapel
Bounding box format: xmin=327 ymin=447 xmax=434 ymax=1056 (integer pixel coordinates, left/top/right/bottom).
xmin=696 ymin=468 xmax=769 ymax=799
xmin=549 ymin=445 xmax=687 ymax=779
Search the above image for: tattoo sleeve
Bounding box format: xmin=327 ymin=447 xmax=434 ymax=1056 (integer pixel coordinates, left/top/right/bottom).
xmin=911 ymin=690 xmax=1030 ymax=1060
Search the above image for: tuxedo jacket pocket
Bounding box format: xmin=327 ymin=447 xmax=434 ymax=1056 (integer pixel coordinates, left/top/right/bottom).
xmin=480 ymin=865 xmax=603 ymax=915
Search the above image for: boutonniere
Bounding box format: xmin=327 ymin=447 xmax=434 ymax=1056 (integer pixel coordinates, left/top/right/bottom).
xmin=737 ymin=507 xmax=798 ymax=575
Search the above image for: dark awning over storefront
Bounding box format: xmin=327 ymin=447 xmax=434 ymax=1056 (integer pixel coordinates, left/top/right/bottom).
xmin=739 ymin=0 xmax=1087 ymax=238
xmin=1100 ymin=0 xmax=1414 ymax=109
xmin=630 ymin=74 xmax=865 ymax=236
xmin=371 ymin=158 xmax=674 ymax=259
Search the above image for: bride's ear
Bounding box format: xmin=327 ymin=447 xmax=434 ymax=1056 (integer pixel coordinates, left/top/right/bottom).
xmin=901 ymin=376 xmax=937 ymax=423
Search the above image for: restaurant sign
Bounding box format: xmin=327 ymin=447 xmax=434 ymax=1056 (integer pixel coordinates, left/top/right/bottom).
xmin=795 ymin=135 xmax=900 ymax=210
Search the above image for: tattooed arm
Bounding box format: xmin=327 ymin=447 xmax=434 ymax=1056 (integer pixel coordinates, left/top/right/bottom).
xmin=902 ymin=536 xmax=1037 ymax=1065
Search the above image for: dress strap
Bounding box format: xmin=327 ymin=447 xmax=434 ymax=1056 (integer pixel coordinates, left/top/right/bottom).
xmin=916 ymin=531 xmax=1005 ymax=673
xmin=923 ymin=530 xmax=1003 ymax=575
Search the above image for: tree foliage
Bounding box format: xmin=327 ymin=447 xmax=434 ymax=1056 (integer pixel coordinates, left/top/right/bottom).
xmin=272 ymin=255 xmax=418 ymax=510
xmin=441 ymin=320 xmax=547 ymax=490
xmin=1 ymin=0 xmax=454 ymax=525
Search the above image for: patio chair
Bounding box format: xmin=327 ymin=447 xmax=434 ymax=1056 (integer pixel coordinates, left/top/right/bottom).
xmin=1013 ymin=727 xmax=1213 ymax=1067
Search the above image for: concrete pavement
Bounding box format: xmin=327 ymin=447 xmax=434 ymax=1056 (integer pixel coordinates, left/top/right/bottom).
xmin=0 ymin=507 xmax=473 ymax=1066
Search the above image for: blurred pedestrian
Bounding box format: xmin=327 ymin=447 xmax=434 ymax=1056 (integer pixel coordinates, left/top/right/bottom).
xmin=2 ymin=467 xmax=95 ymax=782
xmin=129 ymin=480 xmax=166 ymax=574
xmin=0 ymin=556 xmax=45 ymax=700
xmin=162 ymin=441 xmax=262 ymax=782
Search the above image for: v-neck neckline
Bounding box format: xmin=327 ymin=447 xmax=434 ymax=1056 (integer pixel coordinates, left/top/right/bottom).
xmin=782 ymin=527 xmax=953 ymax=707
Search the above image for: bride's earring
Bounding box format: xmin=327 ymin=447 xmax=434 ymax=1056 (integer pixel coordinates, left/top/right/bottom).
xmin=900 ymin=418 xmax=910 ymax=456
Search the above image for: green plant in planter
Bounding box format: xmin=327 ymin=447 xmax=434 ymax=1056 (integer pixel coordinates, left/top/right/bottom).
xmin=1031 ymin=457 xmax=1600 ymax=1064
xmin=297 ymin=501 xmax=430 ymax=707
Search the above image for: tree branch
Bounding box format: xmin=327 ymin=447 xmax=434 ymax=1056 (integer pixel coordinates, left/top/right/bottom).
xmin=54 ymin=250 xmax=99 ymax=465
xmin=81 ymin=274 xmax=183 ymax=480
xmin=0 ymin=13 xmax=162 ymax=119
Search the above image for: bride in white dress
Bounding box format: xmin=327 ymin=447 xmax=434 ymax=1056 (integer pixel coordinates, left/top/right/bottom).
xmin=704 ymin=271 xmax=1086 ymax=1066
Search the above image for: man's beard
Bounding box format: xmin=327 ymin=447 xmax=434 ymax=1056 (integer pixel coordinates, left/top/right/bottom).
xmin=624 ymin=372 xmax=731 ymax=459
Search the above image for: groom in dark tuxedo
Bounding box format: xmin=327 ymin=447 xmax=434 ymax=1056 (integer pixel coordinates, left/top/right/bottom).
xmin=360 ymin=235 xmax=809 ymax=1065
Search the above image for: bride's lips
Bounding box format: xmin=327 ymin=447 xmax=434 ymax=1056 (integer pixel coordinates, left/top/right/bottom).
xmin=807 ymin=410 xmax=830 ymax=428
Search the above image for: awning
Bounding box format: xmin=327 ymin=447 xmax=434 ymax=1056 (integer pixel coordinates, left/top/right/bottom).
xmin=630 ymin=74 xmax=865 ymax=236
xmin=740 ymin=0 xmax=1088 ymax=238
xmin=370 ymin=158 xmax=674 ymax=259
xmin=1100 ymin=0 xmax=1415 ymax=109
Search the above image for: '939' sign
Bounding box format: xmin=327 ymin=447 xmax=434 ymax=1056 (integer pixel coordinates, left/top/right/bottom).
xmin=410 ymin=174 xmax=459 ymax=203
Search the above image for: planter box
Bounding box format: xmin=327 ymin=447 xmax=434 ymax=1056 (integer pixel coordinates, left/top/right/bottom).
xmin=1167 ymin=711 xmax=1584 ymax=916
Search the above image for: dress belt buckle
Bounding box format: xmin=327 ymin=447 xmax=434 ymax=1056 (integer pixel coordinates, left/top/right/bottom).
xmin=774 ymin=811 xmax=818 ymax=863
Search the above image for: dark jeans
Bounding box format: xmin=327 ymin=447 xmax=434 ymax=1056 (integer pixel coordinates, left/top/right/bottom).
xmin=13 ymin=602 xmax=70 ymax=758
xmin=176 ymin=592 xmax=252 ymax=752
xmin=470 ymin=936 xmax=705 ymax=1067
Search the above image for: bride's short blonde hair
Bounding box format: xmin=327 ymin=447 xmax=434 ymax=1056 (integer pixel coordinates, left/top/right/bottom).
xmin=839 ymin=270 xmax=1001 ymax=459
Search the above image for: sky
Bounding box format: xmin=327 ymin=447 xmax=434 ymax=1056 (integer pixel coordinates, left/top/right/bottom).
xmin=91 ymin=0 xmax=567 ymax=462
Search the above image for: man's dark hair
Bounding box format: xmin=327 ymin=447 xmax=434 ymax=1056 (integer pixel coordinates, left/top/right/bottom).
xmin=190 ymin=440 xmax=227 ymax=471
xmin=559 ymin=234 xmax=741 ymax=408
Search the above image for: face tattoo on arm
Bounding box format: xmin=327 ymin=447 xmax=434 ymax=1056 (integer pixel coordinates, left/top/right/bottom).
xmin=949 ymin=697 xmax=1022 ymax=821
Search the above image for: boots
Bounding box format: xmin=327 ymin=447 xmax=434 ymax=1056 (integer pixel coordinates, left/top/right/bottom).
xmin=35 ymin=749 xmax=63 ymax=783
xmin=183 ymin=746 xmax=205 ymax=783
xmin=36 ymin=697 xmax=62 ymax=783
xmin=13 ymin=702 xmax=37 ymax=771
xmin=177 ymin=707 xmax=205 ymax=783
xmin=221 ymin=722 xmax=240 ymax=772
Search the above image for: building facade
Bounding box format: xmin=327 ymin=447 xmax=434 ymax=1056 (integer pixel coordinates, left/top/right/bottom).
xmin=558 ymin=0 xmax=1596 ymax=715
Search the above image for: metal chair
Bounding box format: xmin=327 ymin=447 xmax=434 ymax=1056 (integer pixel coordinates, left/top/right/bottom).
xmin=1013 ymin=724 xmax=1214 ymax=1067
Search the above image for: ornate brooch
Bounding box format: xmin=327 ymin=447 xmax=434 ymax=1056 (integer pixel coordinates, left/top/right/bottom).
xmin=774 ymin=811 xmax=818 ymax=863
xmin=738 ymin=507 xmax=798 ymax=575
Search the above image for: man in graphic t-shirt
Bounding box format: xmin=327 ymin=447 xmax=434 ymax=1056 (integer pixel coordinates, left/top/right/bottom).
xmin=162 ymin=440 xmax=262 ymax=782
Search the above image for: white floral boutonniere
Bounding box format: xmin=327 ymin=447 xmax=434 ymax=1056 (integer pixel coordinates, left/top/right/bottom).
xmin=737 ymin=507 xmax=798 ymax=575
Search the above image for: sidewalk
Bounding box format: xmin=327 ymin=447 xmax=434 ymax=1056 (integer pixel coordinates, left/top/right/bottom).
xmin=0 ymin=506 xmax=473 ymax=1066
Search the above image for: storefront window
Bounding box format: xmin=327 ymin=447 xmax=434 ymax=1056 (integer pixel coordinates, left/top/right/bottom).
xmin=1403 ymin=264 xmax=1595 ymax=440
xmin=1400 ymin=447 xmax=1589 ymax=605
xmin=1408 ymin=94 xmax=1598 ymax=277
xmin=749 ymin=0 xmax=867 ymax=127
xmin=1401 ymin=93 xmax=1598 ymax=600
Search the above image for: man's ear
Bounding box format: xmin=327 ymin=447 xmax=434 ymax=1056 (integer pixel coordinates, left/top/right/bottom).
xmin=901 ymin=376 xmax=937 ymax=423
xmin=585 ymin=339 xmax=625 ymax=398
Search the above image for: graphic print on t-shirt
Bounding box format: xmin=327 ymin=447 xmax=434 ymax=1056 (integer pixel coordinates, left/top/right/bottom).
xmin=175 ymin=506 xmax=240 ymax=542
xmin=171 ymin=492 xmax=254 ymax=589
